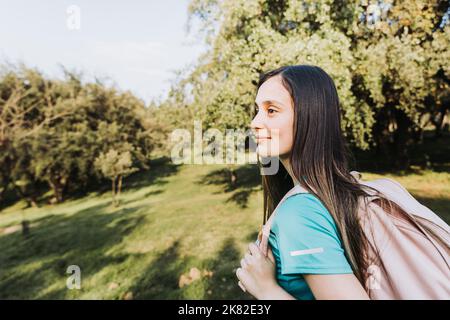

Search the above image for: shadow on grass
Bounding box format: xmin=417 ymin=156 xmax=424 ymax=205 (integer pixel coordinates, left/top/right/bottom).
xmin=0 ymin=156 xmax=181 ymax=212
xmin=128 ymin=240 xmax=188 ymax=299
xmin=203 ymin=237 xmax=253 ymax=300
xmin=246 ymin=230 xmax=259 ymax=243
xmin=0 ymin=202 xmax=146 ymax=299
xmin=117 ymin=188 xmax=165 ymax=208
xmin=128 ymin=237 xmax=252 ymax=300
xmin=197 ymin=164 xmax=261 ymax=209
xmin=125 ymin=156 xmax=181 ymax=192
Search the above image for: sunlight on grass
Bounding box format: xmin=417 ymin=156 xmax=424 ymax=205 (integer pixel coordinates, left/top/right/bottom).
xmin=0 ymin=162 xmax=448 ymax=299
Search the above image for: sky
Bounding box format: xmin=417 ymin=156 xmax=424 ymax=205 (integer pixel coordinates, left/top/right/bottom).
xmin=0 ymin=0 xmax=207 ymax=104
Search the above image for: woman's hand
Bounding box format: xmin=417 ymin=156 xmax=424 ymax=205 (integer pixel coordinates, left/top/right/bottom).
xmin=235 ymin=243 xmax=369 ymax=300
xmin=235 ymin=242 xmax=279 ymax=299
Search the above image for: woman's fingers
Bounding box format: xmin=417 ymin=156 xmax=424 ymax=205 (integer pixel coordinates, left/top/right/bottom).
xmin=237 ymin=242 xmax=271 ymax=294
xmin=240 ymin=258 xmax=248 ymax=269
xmin=248 ymin=242 xmax=263 ymax=259
xmin=259 ymin=236 xmax=268 ymax=257
xmin=236 ymin=268 xmax=247 ymax=292
xmin=238 ymin=280 xmax=246 ymax=292
xmin=236 ymin=267 xmax=251 ymax=292
xmin=244 ymin=252 xmax=255 ymax=264
xmin=236 ymin=267 xmax=242 ymax=279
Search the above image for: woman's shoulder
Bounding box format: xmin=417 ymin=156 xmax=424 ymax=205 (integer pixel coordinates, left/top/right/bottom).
xmin=278 ymin=192 xmax=329 ymax=216
xmin=274 ymin=192 xmax=336 ymax=232
xmin=272 ymin=192 xmax=351 ymax=276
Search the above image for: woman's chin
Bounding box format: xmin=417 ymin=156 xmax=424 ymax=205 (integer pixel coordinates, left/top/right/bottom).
xmin=255 ymin=138 xmax=281 ymax=158
xmin=256 ymin=146 xmax=277 ymax=158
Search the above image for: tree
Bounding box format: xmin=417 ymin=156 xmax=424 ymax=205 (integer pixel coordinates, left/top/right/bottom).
xmin=94 ymin=147 xmax=138 ymax=206
xmin=0 ymin=64 xmax=155 ymax=207
xmin=349 ymin=1 xmax=450 ymax=167
xmin=0 ymin=66 xmax=73 ymax=206
xmin=184 ymin=0 xmax=450 ymax=168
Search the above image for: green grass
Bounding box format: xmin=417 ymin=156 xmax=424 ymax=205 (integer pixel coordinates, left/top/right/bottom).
xmin=0 ymin=159 xmax=449 ymax=299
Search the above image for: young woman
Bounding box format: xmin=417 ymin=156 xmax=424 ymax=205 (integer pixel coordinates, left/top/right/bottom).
xmin=235 ymin=65 xmax=376 ymax=300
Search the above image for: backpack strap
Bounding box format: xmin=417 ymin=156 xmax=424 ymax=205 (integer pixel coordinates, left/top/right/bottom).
xmin=257 ymin=171 xmax=362 ymax=256
xmin=257 ymin=171 xmax=450 ymax=262
xmin=258 ymin=183 xmax=309 ymax=256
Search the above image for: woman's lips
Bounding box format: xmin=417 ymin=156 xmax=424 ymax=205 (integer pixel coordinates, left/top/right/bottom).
xmin=255 ymin=137 xmax=271 ymax=142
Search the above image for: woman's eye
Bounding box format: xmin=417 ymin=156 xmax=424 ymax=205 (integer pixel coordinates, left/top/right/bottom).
xmin=268 ymin=108 xmax=277 ymax=114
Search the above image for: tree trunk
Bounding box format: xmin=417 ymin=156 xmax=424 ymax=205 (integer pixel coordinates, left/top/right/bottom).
xmin=371 ymin=108 xmax=393 ymax=170
xmin=111 ymin=176 xmax=117 ymax=206
xmin=392 ymin=108 xmax=413 ymax=170
xmin=372 ymin=106 xmax=416 ymax=170
xmin=229 ymin=168 xmax=237 ymax=187
xmin=29 ymin=196 xmax=38 ymax=208
xmin=0 ymin=174 xmax=10 ymax=205
xmin=21 ymin=220 xmax=30 ymax=237
xmin=14 ymin=185 xmax=38 ymax=208
xmin=0 ymin=185 xmax=7 ymax=205
xmin=117 ymin=175 xmax=123 ymax=205
xmin=432 ymin=105 xmax=448 ymax=138
xmin=49 ymin=178 xmax=64 ymax=203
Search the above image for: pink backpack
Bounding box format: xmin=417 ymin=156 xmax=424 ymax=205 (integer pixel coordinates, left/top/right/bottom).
xmin=257 ymin=171 xmax=450 ymax=300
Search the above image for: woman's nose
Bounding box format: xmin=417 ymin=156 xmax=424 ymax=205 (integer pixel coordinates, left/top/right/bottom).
xmin=250 ymin=110 xmax=264 ymax=131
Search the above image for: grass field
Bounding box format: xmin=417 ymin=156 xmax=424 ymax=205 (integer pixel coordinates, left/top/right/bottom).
xmin=0 ymin=158 xmax=449 ymax=299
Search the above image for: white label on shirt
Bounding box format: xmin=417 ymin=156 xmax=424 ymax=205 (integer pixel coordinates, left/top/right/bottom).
xmin=290 ymin=247 xmax=324 ymax=256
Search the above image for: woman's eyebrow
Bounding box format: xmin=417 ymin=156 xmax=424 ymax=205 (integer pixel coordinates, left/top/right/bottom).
xmin=254 ymin=99 xmax=285 ymax=107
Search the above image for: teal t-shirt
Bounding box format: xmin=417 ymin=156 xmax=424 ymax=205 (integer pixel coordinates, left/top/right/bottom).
xmin=268 ymin=192 xmax=353 ymax=300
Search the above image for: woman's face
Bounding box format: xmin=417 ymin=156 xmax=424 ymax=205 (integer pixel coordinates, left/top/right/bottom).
xmin=251 ymin=75 xmax=295 ymax=159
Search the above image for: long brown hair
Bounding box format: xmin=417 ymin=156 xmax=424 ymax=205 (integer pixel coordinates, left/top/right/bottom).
xmin=255 ymin=65 xmax=388 ymax=287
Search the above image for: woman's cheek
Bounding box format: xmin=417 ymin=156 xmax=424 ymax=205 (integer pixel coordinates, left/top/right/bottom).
xmin=277 ymin=131 xmax=293 ymax=156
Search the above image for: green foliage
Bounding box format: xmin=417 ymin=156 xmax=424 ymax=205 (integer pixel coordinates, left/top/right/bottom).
xmin=183 ymin=0 xmax=449 ymax=167
xmin=95 ymin=148 xmax=135 ymax=180
xmin=94 ymin=148 xmax=138 ymax=206
xmin=0 ymin=65 xmax=153 ymax=205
